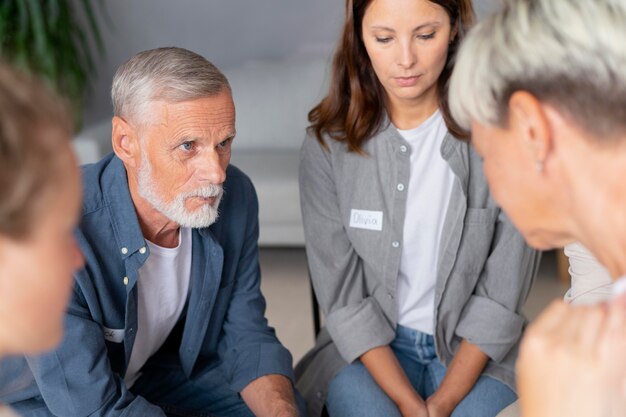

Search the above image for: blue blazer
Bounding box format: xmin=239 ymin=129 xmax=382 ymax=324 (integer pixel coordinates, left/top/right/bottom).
xmin=6 ymin=154 xmax=294 ymax=416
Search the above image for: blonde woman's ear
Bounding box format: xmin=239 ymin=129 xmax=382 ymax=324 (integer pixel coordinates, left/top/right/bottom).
xmin=508 ymin=91 xmax=552 ymax=166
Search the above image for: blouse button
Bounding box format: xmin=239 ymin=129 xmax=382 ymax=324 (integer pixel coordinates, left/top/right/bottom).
xmin=392 ymin=241 xmax=400 ymax=248
xmin=397 ymin=184 xmax=405 ymax=192
xmin=400 ymin=145 xmax=408 ymax=153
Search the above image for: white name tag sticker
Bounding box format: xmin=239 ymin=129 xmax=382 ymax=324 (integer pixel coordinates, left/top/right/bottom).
xmin=103 ymin=327 xmax=125 ymax=343
xmin=349 ymin=209 xmax=383 ymax=231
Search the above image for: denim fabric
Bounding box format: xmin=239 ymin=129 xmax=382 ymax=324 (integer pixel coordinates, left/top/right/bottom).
xmin=131 ymin=362 xmax=254 ymax=417
xmin=325 ymin=325 xmax=517 ymax=417
xmin=2 ymin=154 xmax=296 ymax=416
xmin=131 ymin=360 xmax=308 ymax=417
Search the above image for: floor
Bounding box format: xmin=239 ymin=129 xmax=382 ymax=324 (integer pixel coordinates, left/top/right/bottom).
xmin=259 ymin=248 xmax=569 ymax=364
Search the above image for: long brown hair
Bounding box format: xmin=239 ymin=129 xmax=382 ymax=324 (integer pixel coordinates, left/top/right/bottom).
xmin=309 ymin=0 xmax=474 ymax=152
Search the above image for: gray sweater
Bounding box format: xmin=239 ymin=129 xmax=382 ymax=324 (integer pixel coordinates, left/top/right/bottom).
xmin=295 ymin=123 xmax=540 ymax=417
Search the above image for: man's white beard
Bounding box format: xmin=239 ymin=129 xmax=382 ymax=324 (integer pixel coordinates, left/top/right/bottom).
xmin=137 ymin=151 xmax=223 ymax=228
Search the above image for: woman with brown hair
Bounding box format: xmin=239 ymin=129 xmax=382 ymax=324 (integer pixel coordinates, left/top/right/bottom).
xmin=295 ymin=0 xmax=540 ymax=416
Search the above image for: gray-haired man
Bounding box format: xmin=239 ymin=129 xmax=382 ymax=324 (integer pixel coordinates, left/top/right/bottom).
xmin=3 ymin=47 xmax=305 ymax=417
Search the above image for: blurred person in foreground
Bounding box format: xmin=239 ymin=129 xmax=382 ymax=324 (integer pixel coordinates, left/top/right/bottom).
xmin=0 ymin=64 xmax=83 ymax=415
xmin=449 ymin=0 xmax=626 ymax=416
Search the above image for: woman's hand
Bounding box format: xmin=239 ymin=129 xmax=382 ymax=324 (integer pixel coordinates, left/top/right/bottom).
xmin=398 ymin=396 xmax=430 ymax=417
xmin=420 ymin=339 xmax=488 ymax=417
xmin=424 ymin=394 xmax=454 ymax=417
xmin=360 ymin=346 xmax=429 ymax=417
xmin=517 ymin=296 xmax=626 ymax=417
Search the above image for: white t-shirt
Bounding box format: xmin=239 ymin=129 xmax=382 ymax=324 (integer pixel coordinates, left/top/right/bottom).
xmin=395 ymin=110 xmax=454 ymax=335
xmin=124 ymin=227 xmax=192 ymax=388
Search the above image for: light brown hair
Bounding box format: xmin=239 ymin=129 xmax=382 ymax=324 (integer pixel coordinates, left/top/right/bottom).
xmin=309 ymin=0 xmax=474 ymax=152
xmin=0 ymin=64 xmax=73 ymax=239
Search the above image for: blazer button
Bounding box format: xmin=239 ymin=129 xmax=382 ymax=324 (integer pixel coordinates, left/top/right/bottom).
xmin=123 ymin=276 xmax=129 ymax=286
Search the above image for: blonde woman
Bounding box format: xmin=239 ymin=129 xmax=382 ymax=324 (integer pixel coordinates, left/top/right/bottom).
xmin=450 ymin=0 xmax=626 ymax=415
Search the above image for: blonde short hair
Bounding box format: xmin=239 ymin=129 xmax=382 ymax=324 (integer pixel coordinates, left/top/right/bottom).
xmin=449 ymin=0 xmax=626 ymax=139
xmin=0 ymin=64 xmax=72 ymax=238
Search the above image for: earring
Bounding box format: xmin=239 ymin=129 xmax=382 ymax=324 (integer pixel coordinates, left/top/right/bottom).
xmin=535 ymin=161 xmax=544 ymax=173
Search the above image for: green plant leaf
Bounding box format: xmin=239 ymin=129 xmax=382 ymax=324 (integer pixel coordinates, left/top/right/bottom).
xmin=0 ymin=0 xmax=107 ymax=129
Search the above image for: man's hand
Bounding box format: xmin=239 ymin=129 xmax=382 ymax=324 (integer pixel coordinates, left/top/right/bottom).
xmin=240 ymin=374 xmax=299 ymax=417
xmin=517 ymin=297 xmax=626 ymax=417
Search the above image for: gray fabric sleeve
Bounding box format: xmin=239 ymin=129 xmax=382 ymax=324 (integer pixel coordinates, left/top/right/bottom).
xmin=456 ymin=210 xmax=541 ymax=362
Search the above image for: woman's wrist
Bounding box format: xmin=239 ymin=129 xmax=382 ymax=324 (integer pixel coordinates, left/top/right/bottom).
xmin=397 ymin=392 xmax=427 ymax=417
xmin=426 ymin=390 xmax=458 ymax=416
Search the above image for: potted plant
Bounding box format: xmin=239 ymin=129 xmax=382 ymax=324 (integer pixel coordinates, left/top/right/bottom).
xmin=0 ymin=0 xmax=106 ymax=127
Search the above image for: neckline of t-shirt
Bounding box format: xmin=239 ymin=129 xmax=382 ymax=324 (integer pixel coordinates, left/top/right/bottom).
xmin=394 ymin=109 xmax=442 ymax=137
xmin=145 ymin=227 xmax=190 ymax=256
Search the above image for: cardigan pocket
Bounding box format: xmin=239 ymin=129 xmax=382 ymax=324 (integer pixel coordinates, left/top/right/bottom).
xmin=455 ymin=207 xmax=500 ymax=275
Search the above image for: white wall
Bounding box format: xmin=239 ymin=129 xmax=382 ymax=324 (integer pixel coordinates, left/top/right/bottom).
xmin=82 ymin=0 xmax=502 ymax=128
xmin=83 ymin=0 xmax=344 ymax=126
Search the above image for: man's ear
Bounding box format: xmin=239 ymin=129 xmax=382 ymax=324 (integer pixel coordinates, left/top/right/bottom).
xmin=508 ymin=91 xmax=553 ymax=166
xmin=111 ymin=116 xmax=140 ymax=168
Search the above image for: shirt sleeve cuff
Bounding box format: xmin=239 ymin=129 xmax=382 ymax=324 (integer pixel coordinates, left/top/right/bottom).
xmin=455 ymin=295 xmax=526 ymax=362
xmin=228 ymin=343 xmax=295 ymax=392
xmin=326 ymin=296 xmax=396 ymax=363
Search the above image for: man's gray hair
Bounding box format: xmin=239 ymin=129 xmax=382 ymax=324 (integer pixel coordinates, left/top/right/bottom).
xmin=112 ymin=47 xmax=230 ymax=124
xmin=449 ymin=0 xmax=626 ymax=139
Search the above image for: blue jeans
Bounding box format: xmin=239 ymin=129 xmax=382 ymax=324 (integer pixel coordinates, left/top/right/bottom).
xmin=326 ymin=325 xmax=516 ymax=417
xmin=132 ymin=360 xmax=307 ymax=417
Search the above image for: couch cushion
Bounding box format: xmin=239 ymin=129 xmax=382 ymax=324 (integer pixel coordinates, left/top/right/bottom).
xmin=224 ymin=56 xmax=330 ymax=151
xmin=231 ymin=149 xmax=303 ymax=246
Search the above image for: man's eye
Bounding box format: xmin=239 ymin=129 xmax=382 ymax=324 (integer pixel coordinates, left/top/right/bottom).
xmin=180 ymin=142 xmax=194 ymax=151
xmin=217 ymin=138 xmax=232 ymax=149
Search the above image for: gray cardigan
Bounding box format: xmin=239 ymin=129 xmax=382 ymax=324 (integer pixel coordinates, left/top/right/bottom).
xmin=295 ymin=123 xmax=541 ymax=417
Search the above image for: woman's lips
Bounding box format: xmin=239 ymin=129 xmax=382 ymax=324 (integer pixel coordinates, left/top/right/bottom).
xmin=395 ymin=75 xmax=421 ymax=87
